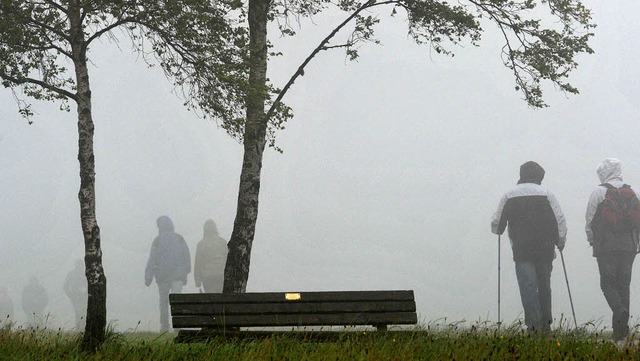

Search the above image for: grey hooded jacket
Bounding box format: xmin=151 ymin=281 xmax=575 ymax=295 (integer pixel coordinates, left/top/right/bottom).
xmin=194 ymin=219 xmax=228 ymax=288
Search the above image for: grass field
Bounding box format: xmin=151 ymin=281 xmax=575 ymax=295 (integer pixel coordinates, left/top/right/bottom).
xmin=1 ymin=321 xmax=640 ymax=360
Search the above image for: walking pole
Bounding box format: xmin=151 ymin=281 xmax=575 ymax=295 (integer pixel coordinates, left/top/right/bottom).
xmin=559 ymin=249 xmax=578 ymax=329
xmin=498 ymin=234 xmax=502 ymax=328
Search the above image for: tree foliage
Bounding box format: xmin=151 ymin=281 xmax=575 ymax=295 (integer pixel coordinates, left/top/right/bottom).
xmin=266 ymin=0 xmax=594 ymax=114
xmin=206 ymin=0 xmax=595 ymax=153
xmin=0 ymin=0 xmax=247 ymax=351
xmin=0 ymin=0 xmax=248 ymax=120
xmin=220 ymin=0 xmax=595 ymax=293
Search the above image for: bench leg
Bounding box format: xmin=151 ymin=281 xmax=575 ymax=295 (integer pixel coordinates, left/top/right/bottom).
xmin=375 ymin=324 xmax=388 ymax=332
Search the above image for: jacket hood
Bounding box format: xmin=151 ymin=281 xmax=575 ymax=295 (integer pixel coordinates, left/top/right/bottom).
xmin=203 ymin=219 xmax=219 ymax=237
xmin=156 ymin=216 xmax=175 ymax=234
xmin=597 ymin=158 xmax=623 ymax=184
xmin=517 ymin=161 xmax=545 ymax=185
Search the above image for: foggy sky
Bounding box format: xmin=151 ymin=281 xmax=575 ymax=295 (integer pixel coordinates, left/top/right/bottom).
xmin=1 ymin=0 xmax=638 ymax=331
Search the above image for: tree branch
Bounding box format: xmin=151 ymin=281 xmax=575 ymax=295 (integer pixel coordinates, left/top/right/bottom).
xmin=86 ymin=17 xmax=136 ymax=45
xmin=43 ymin=0 xmax=68 ymax=14
xmin=22 ymin=13 xmax=71 ymax=43
xmin=266 ymin=0 xmax=383 ymax=120
xmin=0 ymin=73 xmax=78 ymax=101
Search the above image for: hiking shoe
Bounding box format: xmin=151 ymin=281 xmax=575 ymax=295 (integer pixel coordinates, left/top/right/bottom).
xmin=612 ymin=309 xmax=630 ymax=341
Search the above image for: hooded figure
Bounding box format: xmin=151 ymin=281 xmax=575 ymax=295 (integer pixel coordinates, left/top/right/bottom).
xmin=491 ymin=161 xmax=567 ymax=333
xmin=144 ymin=216 xmax=191 ymax=332
xmin=518 ymin=161 xmax=546 ymax=185
xmin=194 ymin=219 xmax=228 ymax=292
xmin=21 ymin=276 xmax=48 ymax=326
xmin=63 ymin=259 xmax=87 ymax=331
xmin=0 ymin=286 xmax=13 ymax=323
xmin=585 ymin=158 xmax=639 ymax=342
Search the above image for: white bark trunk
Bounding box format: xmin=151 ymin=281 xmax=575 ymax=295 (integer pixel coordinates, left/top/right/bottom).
xmin=223 ymin=0 xmax=269 ymax=294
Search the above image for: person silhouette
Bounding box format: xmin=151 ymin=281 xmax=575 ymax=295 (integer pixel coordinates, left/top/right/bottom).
xmin=21 ymin=276 xmax=48 ymax=327
xmin=144 ymin=216 xmax=191 ymax=332
xmin=194 ymin=219 xmax=228 ymax=292
xmin=63 ymin=259 xmax=87 ymax=331
xmin=0 ymin=286 xmax=14 ymax=323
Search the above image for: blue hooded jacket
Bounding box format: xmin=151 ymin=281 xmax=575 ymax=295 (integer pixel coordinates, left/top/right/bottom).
xmin=145 ymin=216 xmax=191 ymax=285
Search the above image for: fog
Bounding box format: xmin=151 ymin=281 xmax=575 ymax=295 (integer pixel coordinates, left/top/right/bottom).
xmin=1 ymin=1 xmax=639 ymax=332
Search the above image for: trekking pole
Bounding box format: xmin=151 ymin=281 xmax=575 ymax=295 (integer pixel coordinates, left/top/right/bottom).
xmin=497 ymin=234 xmax=502 ymax=328
xmin=559 ymin=249 xmax=578 ymax=329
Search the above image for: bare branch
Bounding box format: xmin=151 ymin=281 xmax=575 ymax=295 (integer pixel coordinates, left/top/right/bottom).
xmin=266 ymin=0 xmax=379 ymax=119
xmin=86 ymin=17 xmax=136 ymax=45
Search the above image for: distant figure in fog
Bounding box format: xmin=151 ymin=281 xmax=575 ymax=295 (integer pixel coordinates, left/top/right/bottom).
xmin=63 ymin=259 xmax=87 ymax=331
xmin=0 ymin=286 xmax=14 ymax=323
xmin=21 ymin=276 xmax=48 ymax=326
xmin=194 ymin=219 xmax=228 ymax=293
xmin=145 ymin=215 xmax=191 ymax=332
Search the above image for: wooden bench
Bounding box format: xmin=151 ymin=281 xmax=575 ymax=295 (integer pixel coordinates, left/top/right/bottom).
xmin=170 ymin=290 xmax=417 ymax=341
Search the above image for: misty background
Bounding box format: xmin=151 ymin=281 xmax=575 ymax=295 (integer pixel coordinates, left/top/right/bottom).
xmin=1 ymin=1 xmax=638 ymax=331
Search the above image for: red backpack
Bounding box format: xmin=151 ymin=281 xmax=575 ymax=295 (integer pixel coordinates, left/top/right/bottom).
xmin=599 ymin=183 xmax=640 ymax=232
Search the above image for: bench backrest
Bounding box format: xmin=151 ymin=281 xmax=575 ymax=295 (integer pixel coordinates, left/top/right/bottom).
xmin=170 ymin=290 xmax=417 ymax=329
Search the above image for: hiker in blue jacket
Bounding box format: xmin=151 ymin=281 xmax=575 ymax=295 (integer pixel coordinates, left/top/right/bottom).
xmin=145 ymin=216 xmax=191 ymax=332
xmin=491 ymin=161 xmax=567 ymax=333
xmin=585 ymin=158 xmax=640 ymax=342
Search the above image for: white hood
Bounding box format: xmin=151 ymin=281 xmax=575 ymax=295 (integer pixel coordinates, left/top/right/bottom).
xmin=597 ymin=158 xmax=623 ymax=184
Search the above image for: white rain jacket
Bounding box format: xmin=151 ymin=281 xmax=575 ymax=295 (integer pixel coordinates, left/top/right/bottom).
xmin=585 ymin=158 xmax=640 ymax=255
xmin=491 ymin=183 xmax=567 ymax=261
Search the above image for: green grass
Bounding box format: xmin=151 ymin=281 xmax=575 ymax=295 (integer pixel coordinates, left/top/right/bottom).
xmin=1 ymin=322 xmax=640 ymax=360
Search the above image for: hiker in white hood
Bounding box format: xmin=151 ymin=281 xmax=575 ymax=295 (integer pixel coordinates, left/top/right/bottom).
xmin=586 ymin=158 xmax=640 ymax=341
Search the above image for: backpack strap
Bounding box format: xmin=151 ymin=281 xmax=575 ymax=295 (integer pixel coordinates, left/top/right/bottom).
xmin=600 ymin=183 xmax=614 ymax=189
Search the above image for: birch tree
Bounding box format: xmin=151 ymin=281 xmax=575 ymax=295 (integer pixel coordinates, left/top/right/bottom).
xmin=222 ymin=0 xmax=595 ymax=292
xmin=0 ymin=0 xmax=244 ymax=350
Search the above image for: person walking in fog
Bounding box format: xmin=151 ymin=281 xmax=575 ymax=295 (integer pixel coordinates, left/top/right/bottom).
xmin=585 ymin=158 xmax=640 ymax=342
xmin=194 ymin=219 xmax=228 ymax=293
xmin=145 ymin=215 xmax=191 ymax=332
xmin=491 ymin=161 xmax=567 ymax=333
xmin=21 ymin=276 xmax=48 ymax=327
xmin=64 ymin=259 xmax=87 ymax=331
xmin=0 ymin=286 xmax=13 ymax=323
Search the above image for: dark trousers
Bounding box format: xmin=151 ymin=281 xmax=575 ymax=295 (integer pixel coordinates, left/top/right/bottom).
xmin=597 ymin=252 xmax=636 ymax=340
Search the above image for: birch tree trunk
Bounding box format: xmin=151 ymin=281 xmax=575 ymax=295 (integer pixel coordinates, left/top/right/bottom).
xmin=69 ymin=0 xmax=107 ymax=350
xmin=223 ymin=0 xmax=269 ymax=294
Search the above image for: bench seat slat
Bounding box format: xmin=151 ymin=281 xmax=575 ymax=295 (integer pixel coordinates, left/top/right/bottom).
xmin=171 ymin=300 xmax=416 ymax=316
xmin=172 ymin=312 xmax=418 ymax=328
xmin=170 ymin=290 xmax=414 ymax=304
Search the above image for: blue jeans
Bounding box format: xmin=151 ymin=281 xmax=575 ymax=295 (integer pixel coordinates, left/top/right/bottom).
xmin=515 ymin=260 xmax=553 ymax=332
